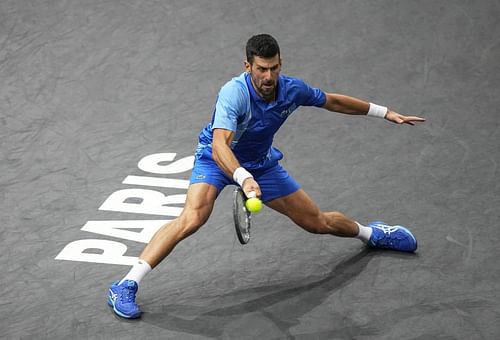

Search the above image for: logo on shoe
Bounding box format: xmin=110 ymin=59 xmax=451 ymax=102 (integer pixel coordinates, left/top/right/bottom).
xmin=374 ymin=225 xmax=399 ymax=234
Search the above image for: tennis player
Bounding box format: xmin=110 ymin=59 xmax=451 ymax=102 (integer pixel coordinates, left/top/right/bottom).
xmin=107 ymin=34 xmax=425 ymax=319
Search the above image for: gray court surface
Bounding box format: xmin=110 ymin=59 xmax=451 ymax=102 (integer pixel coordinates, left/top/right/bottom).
xmin=1 ymin=0 xmax=500 ymax=339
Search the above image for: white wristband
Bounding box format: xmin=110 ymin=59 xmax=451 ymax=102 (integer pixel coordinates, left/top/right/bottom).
xmin=233 ymin=167 xmax=253 ymax=187
xmin=367 ymin=103 xmax=388 ymax=118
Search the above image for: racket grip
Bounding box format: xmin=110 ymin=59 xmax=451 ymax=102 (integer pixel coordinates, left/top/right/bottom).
xmin=247 ymin=191 xmax=257 ymax=198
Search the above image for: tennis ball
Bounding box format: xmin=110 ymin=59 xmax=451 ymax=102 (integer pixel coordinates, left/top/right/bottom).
xmin=245 ymin=197 xmax=262 ymax=213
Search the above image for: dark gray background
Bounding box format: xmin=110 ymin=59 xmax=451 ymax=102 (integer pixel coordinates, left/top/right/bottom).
xmin=1 ymin=0 xmax=499 ymax=339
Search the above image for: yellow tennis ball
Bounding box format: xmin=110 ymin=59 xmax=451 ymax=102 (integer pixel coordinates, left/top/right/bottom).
xmin=245 ymin=197 xmax=262 ymax=213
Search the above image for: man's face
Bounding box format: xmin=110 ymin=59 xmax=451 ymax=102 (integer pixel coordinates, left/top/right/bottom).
xmin=245 ymin=54 xmax=281 ymax=102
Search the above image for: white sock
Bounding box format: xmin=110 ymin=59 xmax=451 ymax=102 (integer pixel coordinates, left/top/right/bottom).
xmin=119 ymin=259 xmax=152 ymax=285
xmin=355 ymin=222 xmax=372 ymax=243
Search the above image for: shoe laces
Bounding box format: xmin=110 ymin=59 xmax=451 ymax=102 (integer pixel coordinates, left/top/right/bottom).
xmin=119 ymin=284 xmax=137 ymax=304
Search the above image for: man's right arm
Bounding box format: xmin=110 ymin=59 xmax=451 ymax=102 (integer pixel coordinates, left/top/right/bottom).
xmin=212 ymin=128 xmax=261 ymax=197
xmin=212 ymin=128 xmax=239 ymax=176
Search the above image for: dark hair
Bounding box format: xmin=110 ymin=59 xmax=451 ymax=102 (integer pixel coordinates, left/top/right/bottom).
xmin=246 ymin=34 xmax=280 ymax=64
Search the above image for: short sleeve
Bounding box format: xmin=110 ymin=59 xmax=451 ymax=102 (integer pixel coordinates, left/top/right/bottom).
xmin=212 ymin=80 xmax=248 ymax=132
xmin=294 ymin=79 xmax=326 ymax=107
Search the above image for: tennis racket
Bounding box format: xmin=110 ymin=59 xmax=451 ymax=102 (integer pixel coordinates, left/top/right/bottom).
xmin=233 ymin=187 xmax=252 ymax=244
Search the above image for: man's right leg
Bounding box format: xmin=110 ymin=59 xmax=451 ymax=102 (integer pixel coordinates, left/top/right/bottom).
xmin=140 ymin=182 xmax=219 ymax=268
xmin=108 ymin=183 xmax=219 ymax=318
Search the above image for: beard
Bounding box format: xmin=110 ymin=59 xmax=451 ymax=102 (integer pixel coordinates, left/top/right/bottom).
xmin=256 ymin=79 xmax=276 ymax=100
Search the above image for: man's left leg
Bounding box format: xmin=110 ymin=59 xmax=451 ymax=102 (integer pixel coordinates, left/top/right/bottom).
xmin=265 ymin=188 xmax=360 ymax=236
xmin=265 ymin=189 xmax=417 ymax=252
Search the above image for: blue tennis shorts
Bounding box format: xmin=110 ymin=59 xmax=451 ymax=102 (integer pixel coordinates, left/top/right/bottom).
xmin=189 ymin=154 xmax=300 ymax=203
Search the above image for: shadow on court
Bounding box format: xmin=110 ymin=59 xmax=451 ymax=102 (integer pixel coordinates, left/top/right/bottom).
xmin=140 ymin=249 xmax=421 ymax=338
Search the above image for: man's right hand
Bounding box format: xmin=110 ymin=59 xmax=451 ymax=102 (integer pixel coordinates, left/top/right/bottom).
xmin=242 ymin=177 xmax=261 ymax=198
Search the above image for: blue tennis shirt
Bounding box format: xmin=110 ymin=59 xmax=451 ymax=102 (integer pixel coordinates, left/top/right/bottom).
xmin=195 ymin=72 xmax=326 ymax=170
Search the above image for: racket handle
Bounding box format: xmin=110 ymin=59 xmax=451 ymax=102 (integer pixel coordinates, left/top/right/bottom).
xmin=247 ymin=191 xmax=257 ymax=198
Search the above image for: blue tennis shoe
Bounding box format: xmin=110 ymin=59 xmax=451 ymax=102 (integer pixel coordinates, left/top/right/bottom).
xmin=108 ymin=280 xmax=141 ymax=319
xmin=368 ymin=221 xmax=417 ymax=252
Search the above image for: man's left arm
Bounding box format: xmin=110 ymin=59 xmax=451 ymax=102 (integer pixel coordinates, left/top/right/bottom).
xmin=322 ymin=93 xmax=425 ymax=125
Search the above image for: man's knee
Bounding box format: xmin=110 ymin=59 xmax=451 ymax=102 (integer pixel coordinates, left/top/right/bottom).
xmin=295 ymin=211 xmax=330 ymax=234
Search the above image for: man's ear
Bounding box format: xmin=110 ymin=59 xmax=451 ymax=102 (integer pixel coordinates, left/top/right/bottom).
xmin=244 ymin=60 xmax=251 ymax=73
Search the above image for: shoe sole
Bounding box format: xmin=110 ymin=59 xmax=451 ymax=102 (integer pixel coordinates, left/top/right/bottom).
xmin=107 ymin=289 xmax=141 ymax=319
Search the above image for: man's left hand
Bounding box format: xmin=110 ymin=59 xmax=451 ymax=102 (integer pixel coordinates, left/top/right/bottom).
xmin=385 ymin=110 xmax=426 ymax=125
